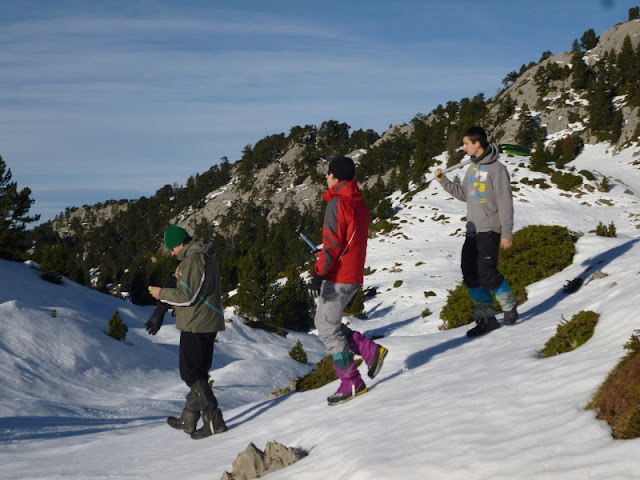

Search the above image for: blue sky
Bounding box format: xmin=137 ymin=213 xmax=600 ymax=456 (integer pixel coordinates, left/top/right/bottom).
xmin=0 ymin=0 xmax=634 ymax=224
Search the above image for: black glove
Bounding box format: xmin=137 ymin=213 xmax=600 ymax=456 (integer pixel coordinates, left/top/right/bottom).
xmin=145 ymin=305 xmax=167 ymax=335
xmin=307 ymin=273 xmax=325 ymax=298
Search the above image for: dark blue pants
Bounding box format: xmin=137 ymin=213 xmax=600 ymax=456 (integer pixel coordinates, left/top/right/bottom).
xmin=179 ymin=331 xmax=217 ymax=387
xmin=461 ymin=232 xmax=504 ymax=292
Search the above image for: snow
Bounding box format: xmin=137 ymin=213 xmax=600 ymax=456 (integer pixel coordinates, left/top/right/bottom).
xmin=2 ymin=143 xmax=640 ymax=479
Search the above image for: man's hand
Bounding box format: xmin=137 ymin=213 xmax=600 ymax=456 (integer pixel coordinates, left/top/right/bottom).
xmin=307 ymin=273 xmax=325 ymax=298
xmin=434 ymin=168 xmax=444 ymax=182
xmin=500 ymin=238 xmax=513 ymax=250
xmin=148 ymin=286 xmax=161 ymax=300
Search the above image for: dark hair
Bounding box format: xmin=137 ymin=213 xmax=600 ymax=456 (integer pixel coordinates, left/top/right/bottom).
xmin=462 ymin=126 xmax=488 ymax=149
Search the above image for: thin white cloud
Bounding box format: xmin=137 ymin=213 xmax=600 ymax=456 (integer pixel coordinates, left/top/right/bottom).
xmin=1 ymin=2 xmax=632 ymax=222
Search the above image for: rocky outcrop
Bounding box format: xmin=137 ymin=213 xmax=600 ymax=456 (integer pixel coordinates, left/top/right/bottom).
xmin=220 ymin=441 xmax=307 ymax=480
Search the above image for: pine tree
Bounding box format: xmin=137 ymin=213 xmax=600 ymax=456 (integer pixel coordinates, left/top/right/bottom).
xmin=530 ymin=147 xmax=552 ymax=172
xmin=289 ymin=340 xmax=308 ymax=364
xmin=107 ymin=309 xmax=128 ymax=341
xmin=235 ymin=239 xmax=276 ymax=323
xmin=580 ymin=29 xmax=598 ymax=51
xmin=515 ymin=103 xmax=546 ymax=149
xmin=570 ymin=50 xmax=590 ymax=90
xmin=269 ymin=267 xmax=314 ymax=332
xmin=0 ymin=156 xmax=40 ymax=260
xmin=588 ymin=74 xmax=614 ymax=140
xmin=616 ymin=36 xmax=635 ymax=89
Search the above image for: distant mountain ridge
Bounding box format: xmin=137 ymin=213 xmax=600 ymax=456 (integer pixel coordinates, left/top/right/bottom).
xmin=39 ymin=18 xmax=640 ymax=303
xmin=168 ymin=18 xmax=640 ymax=236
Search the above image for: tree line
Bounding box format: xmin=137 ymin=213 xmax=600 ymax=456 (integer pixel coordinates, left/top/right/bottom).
xmin=2 ymin=12 xmax=639 ymax=333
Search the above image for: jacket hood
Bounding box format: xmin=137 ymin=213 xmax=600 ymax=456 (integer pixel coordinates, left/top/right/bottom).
xmin=322 ymin=178 xmax=363 ymax=203
xmin=472 ymin=142 xmax=500 ymax=166
xmin=177 ymin=240 xmax=216 ymax=261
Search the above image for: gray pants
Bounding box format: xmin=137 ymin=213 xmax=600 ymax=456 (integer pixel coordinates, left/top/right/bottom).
xmin=314 ymin=280 xmax=360 ymax=355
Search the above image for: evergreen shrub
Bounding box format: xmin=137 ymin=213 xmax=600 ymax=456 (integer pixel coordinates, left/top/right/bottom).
xmin=521 ymin=177 xmax=551 ymax=189
xmin=107 ymin=309 xmax=128 ymax=341
xmin=289 ymin=340 xmax=308 ymax=364
xmin=579 ymin=169 xmax=596 ymax=181
xmin=587 ymin=329 xmax=640 ymax=439
xmin=625 ymin=330 xmax=640 ymax=354
xmin=594 ymin=221 xmax=617 ymax=237
xmin=440 ymin=225 xmax=576 ymax=330
xmin=41 ymin=271 xmax=63 ymax=285
xmin=550 ymin=170 xmax=583 ymax=191
xmin=539 ymin=310 xmax=599 ymax=357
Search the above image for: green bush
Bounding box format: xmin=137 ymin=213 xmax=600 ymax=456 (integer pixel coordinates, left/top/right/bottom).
xmin=587 ymin=329 xmax=640 ymax=439
xmin=520 ymin=177 xmax=551 ymax=189
xmin=297 ymin=355 xmax=364 ymax=392
xmin=550 ymin=170 xmax=583 ymax=191
xmin=289 ymin=340 xmax=308 ymax=364
xmin=579 ymin=169 xmax=596 ymax=181
xmin=393 ymin=280 xmax=403 ymax=288
xmin=539 ymin=310 xmax=600 ymax=357
xmin=50 ymin=309 xmax=58 ymax=318
xmin=440 ymin=225 xmax=576 ymax=330
xmin=440 ymin=283 xmax=475 ymax=330
xmin=499 ymin=225 xmax=576 ymax=300
xmin=41 ymin=271 xmax=63 ymax=285
xmin=624 ymin=330 xmax=640 ymax=354
xmin=594 ymin=221 xmax=616 ymax=237
xmin=107 ymin=309 xmax=128 ymax=341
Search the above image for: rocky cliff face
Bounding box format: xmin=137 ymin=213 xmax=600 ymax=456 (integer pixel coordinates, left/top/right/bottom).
xmin=493 ymin=19 xmax=640 ymax=146
xmin=54 ymin=20 xmax=640 ymax=240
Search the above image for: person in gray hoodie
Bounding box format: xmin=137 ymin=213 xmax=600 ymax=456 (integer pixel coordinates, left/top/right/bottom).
xmin=434 ymin=126 xmax=518 ymax=337
xmin=148 ymin=225 xmax=228 ymax=439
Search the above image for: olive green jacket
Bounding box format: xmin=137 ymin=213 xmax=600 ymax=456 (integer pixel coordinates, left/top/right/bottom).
xmin=159 ymin=241 xmax=225 ymax=333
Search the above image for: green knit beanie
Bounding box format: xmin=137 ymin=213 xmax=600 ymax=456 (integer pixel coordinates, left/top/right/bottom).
xmin=164 ymin=225 xmax=190 ymax=249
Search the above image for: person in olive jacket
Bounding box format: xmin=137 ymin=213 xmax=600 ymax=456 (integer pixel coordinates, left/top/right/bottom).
xmin=147 ymin=225 xmax=227 ymax=439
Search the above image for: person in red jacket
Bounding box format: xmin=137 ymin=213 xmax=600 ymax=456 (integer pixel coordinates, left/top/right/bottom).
xmin=308 ymin=156 xmax=388 ymax=406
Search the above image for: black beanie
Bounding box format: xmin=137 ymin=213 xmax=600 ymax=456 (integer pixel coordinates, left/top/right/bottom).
xmin=328 ymin=156 xmax=356 ymax=181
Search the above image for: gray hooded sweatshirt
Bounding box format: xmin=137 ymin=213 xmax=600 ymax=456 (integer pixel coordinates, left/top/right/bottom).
xmin=439 ymin=142 xmax=514 ymax=239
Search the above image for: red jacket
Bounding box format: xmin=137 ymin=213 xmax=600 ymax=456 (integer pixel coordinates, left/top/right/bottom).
xmin=314 ymin=179 xmax=369 ymax=284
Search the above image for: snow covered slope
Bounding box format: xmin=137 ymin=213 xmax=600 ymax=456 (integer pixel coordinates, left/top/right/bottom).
xmin=1 ymin=144 xmax=639 ymax=479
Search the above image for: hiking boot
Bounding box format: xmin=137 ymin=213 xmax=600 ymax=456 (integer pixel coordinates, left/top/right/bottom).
xmin=327 ymin=384 xmax=368 ymax=406
xmin=466 ymin=316 xmax=500 ymax=338
xmin=367 ymin=345 xmax=388 ymax=379
xmin=503 ymin=307 xmax=519 ymax=326
xmin=190 ymin=407 xmax=228 ymax=440
xmin=167 ymin=408 xmax=200 ymax=434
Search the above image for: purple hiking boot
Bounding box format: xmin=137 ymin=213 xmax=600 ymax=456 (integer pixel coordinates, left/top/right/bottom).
xmin=328 ymin=351 xmax=367 ymax=406
xmin=343 ymin=327 xmax=388 ymax=379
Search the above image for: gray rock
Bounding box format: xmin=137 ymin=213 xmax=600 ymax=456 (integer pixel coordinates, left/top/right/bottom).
xmin=221 ymin=441 xmax=307 ymax=480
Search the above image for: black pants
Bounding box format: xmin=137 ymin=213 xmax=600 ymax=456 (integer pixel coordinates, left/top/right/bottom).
xmin=179 ymin=331 xmax=217 ymax=387
xmin=461 ymin=232 xmax=504 ymax=292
